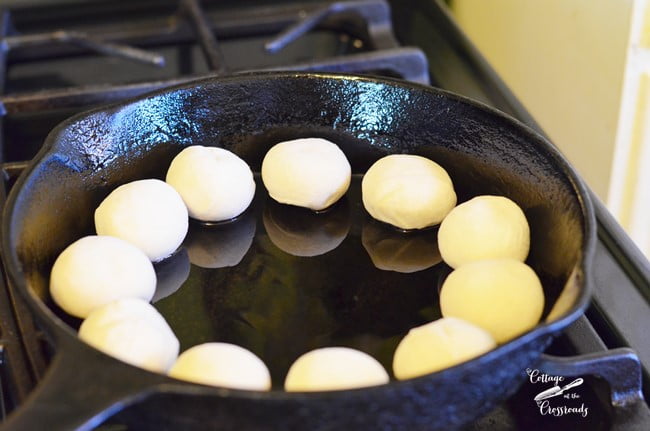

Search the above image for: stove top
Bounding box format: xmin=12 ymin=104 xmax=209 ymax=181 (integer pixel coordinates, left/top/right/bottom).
xmin=1 ymin=1 xmax=649 ymax=429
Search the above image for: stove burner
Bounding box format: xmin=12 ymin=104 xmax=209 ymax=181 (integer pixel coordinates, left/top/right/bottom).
xmin=3 ymin=31 xmax=165 ymax=68
xmin=181 ymin=0 xmax=227 ymax=74
xmin=0 ymin=0 xmax=429 ymax=117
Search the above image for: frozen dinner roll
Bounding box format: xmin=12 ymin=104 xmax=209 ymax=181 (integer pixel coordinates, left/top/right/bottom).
xmin=362 ymin=154 xmax=456 ymax=230
xmin=392 ymin=317 xmax=496 ymax=380
xmin=438 ymin=195 xmax=529 ymax=268
xmin=169 ymin=343 xmax=271 ymax=391
xmin=440 ymin=259 xmax=545 ymax=343
xmin=285 ymin=347 xmax=389 ymax=392
xmin=50 ymin=235 xmax=156 ymax=318
xmin=78 ymin=298 xmax=179 ymax=373
xmin=166 ymin=145 xmax=256 ymax=222
xmin=95 ymin=179 xmax=189 ymax=262
xmin=261 ymin=138 xmax=351 ymax=211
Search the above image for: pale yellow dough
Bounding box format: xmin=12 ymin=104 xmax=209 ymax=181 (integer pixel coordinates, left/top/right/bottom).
xmin=78 ymin=298 xmax=179 ymax=373
xmin=166 ymin=146 xmax=255 ymax=222
xmin=169 ymin=343 xmax=271 ymax=391
xmin=50 ymin=235 xmax=156 ymax=318
xmin=440 ymin=259 xmax=545 ymax=343
xmin=362 ymin=154 xmax=456 ymax=230
xmin=284 ymin=347 xmax=389 ymax=392
xmin=438 ymin=195 xmax=530 ymax=268
xmin=261 ymin=138 xmax=351 ymax=211
xmin=95 ymin=179 xmax=188 ymax=262
xmin=392 ymin=317 xmax=496 ymax=380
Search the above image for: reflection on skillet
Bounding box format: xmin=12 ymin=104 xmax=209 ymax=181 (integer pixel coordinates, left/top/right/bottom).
xmin=183 ymin=212 xmax=256 ymax=269
xmin=152 ymin=248 xmax=191 ymax=303
xmin=153 ymin=175 xmax=444 ymax=387
xmin=262 ymin=198 xmax=351 ymax=257
xmin=361 ymin=219 xmax=442 ymax=273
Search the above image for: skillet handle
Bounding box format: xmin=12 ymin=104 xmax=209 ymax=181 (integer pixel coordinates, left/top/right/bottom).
xmin=1 ymin=337 xmax=167 ymax=431
xmin=538 ymin=348 xmax=650 ymax=431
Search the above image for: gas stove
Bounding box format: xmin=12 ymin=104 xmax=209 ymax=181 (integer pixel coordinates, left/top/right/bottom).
xmin=0 ymin=1 xmax=649 ymax=429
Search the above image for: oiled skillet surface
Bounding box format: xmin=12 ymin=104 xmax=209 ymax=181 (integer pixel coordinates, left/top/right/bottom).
xmin=2 ymin=73 xmax=594 ymax=430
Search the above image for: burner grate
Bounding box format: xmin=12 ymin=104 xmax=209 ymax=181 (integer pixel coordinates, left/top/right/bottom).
xmin=0 ymin=0 xmax=429 ymax=119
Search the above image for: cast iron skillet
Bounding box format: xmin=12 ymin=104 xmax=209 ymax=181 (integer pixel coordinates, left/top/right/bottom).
xmin=2 ymin=72 xmax=597 ymax=430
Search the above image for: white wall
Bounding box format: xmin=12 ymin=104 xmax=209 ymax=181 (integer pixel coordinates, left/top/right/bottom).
xmin=450 ymin=0 xmax=633 ymax=201
xmin=608 ymin=0 xmax=650 ymax=257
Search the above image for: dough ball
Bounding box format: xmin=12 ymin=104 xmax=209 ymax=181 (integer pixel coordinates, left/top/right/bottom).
xmin=392 ymin=317 xmax=496 ymax=380
xmin=438 ymin=195 xmax=529 ymax=268
xmin=50 ymin=236 xmax=156 ymax=318
xmin=362 ymin=220 xmax=441 ymax=273
xmin=362 ymin=155 xmax=456 ymax=230
xmin=184 ymin=213 xmax=256 ymax=268
xmin=166 ymin=146 xmax=256 ymax=222
xmin=261 ymin=138 xmax=351 ymax=211
xmin=169 ymin=343 xmax=271 ymax=391
xmin=285 ymin=347 xmax=389 ymax=392
xmin=440 ymin=259 xmax=545 ymax=343
xmin=263 ymin=200 xmax=350 ymax=257
xmin=95 ymin=179 xmax=189 ymax=262
xmin=78 ymin=298 xmax=179 ymax=373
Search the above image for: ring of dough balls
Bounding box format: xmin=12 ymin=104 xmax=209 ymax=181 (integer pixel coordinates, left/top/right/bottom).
xmin=440 ymin=259 xmax=545 ymax=343
xmin=362 ymin=154 xmax=457 ymax=230
xmin=78 ymin=298 xmax=179 ymax=373
xmin=438 ymin=195 xmax=529 ymax=268
xmin=168 ymin=343 xmax=271 ymax=391
xmin=261 ymin=138 xmax=351 ymax=211
xmin=166 ymin=146 xmax=256 ymax=222
xmin=50 ymin=236 xmax=156 ymax=318
xmin=392 ymin=317 xmax=496 ymax=380
xmin=284 ymin=347 xmax=389 ymax=392
xmin=95 ymin=179 xmax=188 ymax=262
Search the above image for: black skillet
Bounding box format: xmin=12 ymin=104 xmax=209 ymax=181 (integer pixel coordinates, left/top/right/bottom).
xmin=1 ymin=72 xmax=601 ymax=430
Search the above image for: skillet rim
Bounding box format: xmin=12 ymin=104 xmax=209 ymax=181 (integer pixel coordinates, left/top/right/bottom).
xmin=0 ymin=71 xmax=596 ymax=398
